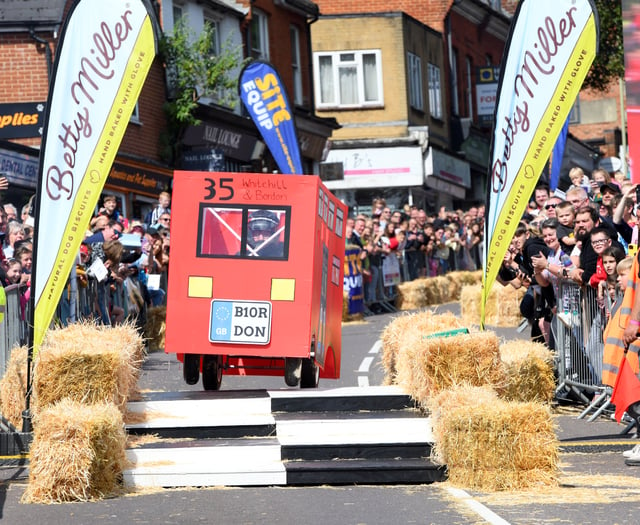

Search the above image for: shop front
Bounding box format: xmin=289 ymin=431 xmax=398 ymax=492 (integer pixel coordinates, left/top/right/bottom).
xmin=103 ymin=159 xmax=173 ymax=224
xmin=323 ymin=143 xmax=472 ymax=216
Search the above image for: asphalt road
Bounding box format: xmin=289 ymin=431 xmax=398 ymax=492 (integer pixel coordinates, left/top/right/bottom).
xmin=2 ymin=305 xmax=640 ymax=524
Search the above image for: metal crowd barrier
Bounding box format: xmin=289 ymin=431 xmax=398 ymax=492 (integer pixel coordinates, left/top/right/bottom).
xmin=0 ymin=278 xmax=124 ymax=378
xmin=554 ymin=280 xmax=613 ymax=420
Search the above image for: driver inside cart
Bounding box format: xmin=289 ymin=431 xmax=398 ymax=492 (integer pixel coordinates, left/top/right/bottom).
xmin=246 ymin=210 xmax=284 ymax=258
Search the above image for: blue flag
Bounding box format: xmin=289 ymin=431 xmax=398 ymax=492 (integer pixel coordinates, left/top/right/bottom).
xmin=239 ymin=60 xmax=303 ymax=175
xmin=550 ymin=115 xmax=570 ymax=191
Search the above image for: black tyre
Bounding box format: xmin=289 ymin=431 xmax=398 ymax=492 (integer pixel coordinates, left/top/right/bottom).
xmin=300 ymin=358 xmax=319 ymax=388
xmin=284 ymin=358 xmax=302 ymax=387
xmin=202 ymin=354 xmax=223 ymax=391
xmin=183 ymin=354 xmax=200 ymax=385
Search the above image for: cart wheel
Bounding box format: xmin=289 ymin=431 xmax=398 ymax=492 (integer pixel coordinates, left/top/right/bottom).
xmin=300 ymin=358 xmax=319 ymax=388
xmin=183 ymin=354 xmax=200 ymax=385
xmin=202 ymin=355 xmax=223 ymax=391
xmin=284 ymin=358 xmax=302 ymax=387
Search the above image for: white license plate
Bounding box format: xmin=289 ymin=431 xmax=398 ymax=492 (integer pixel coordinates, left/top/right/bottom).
xmin=209 ymin=300 xmax=272 ymax=345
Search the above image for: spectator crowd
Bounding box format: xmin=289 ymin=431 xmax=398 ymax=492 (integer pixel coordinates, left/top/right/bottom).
xmin=345 ymin=197 xmax=485 ymax=314
xmin=0 ymin=187 xmax=172 ymax=330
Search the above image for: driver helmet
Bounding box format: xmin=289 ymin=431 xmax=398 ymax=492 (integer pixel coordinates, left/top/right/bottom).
xmin=248 ymin=210 xmax=279 ymax=234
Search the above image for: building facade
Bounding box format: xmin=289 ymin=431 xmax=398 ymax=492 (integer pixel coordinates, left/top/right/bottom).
xmin=161 ymin=0 xmax=339 ymax=176
xmin=0 ymin=0 xmax=172 ymax=222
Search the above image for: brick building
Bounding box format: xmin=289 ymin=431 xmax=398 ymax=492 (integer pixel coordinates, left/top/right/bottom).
xmin=161 ymin=0 xmax=339 ymax=175
xmin=0 ymin=0 xmax=173 ymax=221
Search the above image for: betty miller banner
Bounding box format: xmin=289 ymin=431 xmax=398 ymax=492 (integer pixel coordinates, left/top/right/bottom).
xmin=31 ymin=0 xmax=158 ymax=353
xmin=239 ymin=60 xmax=303 ymax=175
xmin=481 ymin=0 xmax=598 ymax=327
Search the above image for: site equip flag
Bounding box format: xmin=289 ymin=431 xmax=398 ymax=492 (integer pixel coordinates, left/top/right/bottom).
xmin=481 ymin=0 xmax=598 ymax=328
xmin=239 ymin=60 xmax=303 ymax=175
xmin=611 ymin=352 xmax=640 ymax=423
xmin=31 ymin=0 xmax=158 ymax=354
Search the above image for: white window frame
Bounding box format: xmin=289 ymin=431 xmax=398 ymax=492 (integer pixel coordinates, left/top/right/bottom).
xmin=130 ymin=101 xmax=141 ymax=124
xmin=408 ymin=52 xmax=423 ymax=111
xmin=290 ymin=25 xmax=303 ymax=106
xmin=314 ymin=50 xmax=383 ymax=109
xmin=251 ymin=9 xmax=269 ymax=60
xmin=172 ymin=4 xmax=183 ymax=26
xmin=428 ymin=63 xmax=443 ymax=119
xmin=205 ymin=16 xmax=221 ymax=56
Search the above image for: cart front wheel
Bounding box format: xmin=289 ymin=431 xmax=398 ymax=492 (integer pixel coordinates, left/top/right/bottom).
xmin=284 ymin=358 xmax=302 ymax=387
xmin=183 ymin=354 xmax=200 ymax=385
xmin=202 ymin=354 xmax=223 ymax=391
xmin=300 ymin=358 xmax=319 ymax=388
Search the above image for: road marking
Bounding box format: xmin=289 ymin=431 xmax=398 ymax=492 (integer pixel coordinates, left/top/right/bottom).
xmin=369 ymin=340 xmax=382 ymax=354
xmin=358 ymin=356 xmax=375 ymax=373
xmin=446 ymin=487 xmax=512 ymax=525
xmin=356 ymin=340 xmax=382 ymax=387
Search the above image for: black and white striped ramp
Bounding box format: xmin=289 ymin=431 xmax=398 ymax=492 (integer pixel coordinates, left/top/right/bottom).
xmin=123 ymin=386 xmax=446 ymax=488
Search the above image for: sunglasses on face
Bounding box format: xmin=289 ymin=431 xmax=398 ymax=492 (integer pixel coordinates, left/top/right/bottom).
xmin=544 ymin=204 xmax=557 ymax=210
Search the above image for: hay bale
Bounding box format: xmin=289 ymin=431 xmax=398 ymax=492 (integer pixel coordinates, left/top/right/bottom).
xmin=22 ymin=399 xmax=126 ymax=503
xmin=34 ymin=321 xmax=144 ymax=415
xmin=145 ymin=306 xmax=166 ymax=351
xmin=498 ymin=340 xmax=556 ymax=403
xmin=396 ymin=271 xmax=482 ymax=311
xmin=460 ymin=283 xmax=525 ymax=327
xmin=0 ymin=345 xmax=28 ymax=429
xmin=446 ymin=270 xmax=483 ymax=301
xmin=429 ymin=386 xmax=559 ymax=491
xmin=380 ymin=311 xmax=465 ymax=385
xmin=395 ymin=330 xmax=505 ymax=406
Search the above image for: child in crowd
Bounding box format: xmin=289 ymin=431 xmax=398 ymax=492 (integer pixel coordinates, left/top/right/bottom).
xmin=597 ymin=245 xmax=626 ymax=320
xmin=91 ymin=194 xmax=122 ymax=228
xmin=1 ymin=258 xmax=22 ymax=286
xmin=555 ymin=201 xmax=577 ymax=253
xmin=568 ymin=166 xmax=591 ymax=195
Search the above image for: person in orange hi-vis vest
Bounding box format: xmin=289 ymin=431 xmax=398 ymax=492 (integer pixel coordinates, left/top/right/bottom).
xmin=602 ymin=255 xmax=640 ymax=388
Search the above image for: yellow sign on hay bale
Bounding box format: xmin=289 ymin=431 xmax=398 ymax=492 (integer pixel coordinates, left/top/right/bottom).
xmin=22 ymin=399 xmax=127 ymax=503
xmin=460 ymin=283 xmax=525 ymax=327
xmin=394 ymin=330 xmax=505 ymax=406
xmin=498 ymin=340 xmax=556 ymax=403
xmin=145 ymin=306 xmax=166 ymax=351
xmin=380 ymin=311 xmax=465 ymax=385
xmin=431 ymin=391 xmax=559 ymax=491
xmin=0 ymin=345 xmax=28 ymax=429
xmin=34 ymin=321 xmax=145 ymax=416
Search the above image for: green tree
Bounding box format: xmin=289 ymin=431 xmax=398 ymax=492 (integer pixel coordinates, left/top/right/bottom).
xmin=583 ymin=0 xmax=624 ymax=92
xmin=159 ymin=18 xmax=245 ymax=165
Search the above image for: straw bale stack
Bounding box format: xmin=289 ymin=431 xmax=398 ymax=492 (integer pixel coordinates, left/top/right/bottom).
xmin=145 ymin=305 xmax=166 ymax=351
xmin=0 ymin=345 xmax=28 ymax=429
xmin=396 ymin=271 xmax=482 ymax=310
xmin=460 ymin=282 xmax=525 ymax=327
xmin=33 ymin=321 xmax=144 ymax=415
xmin=428 ymin=385 xmax=559 ymax=491
xmin=394 ymin=330 xmax=505 ymax=406
xmin=380 ymin=311 xmax=464 ymax=385
xmin=22 ymin=399 xmax=126 ymax=503
xmin=498 ymin=340 xmax=556 ymax=403
xmin=446 ymin=270 xmax=483 ymax=300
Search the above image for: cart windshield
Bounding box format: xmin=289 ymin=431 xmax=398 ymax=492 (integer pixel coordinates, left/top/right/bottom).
xmin=197 ymin=204 xmax=291 ymax=260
